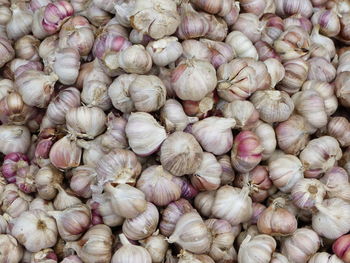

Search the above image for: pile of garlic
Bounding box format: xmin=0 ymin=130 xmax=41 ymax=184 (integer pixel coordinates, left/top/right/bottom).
xmin=1 ymin=0 xmax=350 ymax=262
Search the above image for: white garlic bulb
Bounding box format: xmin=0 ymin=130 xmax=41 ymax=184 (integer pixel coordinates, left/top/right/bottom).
xmin=281 ymin=228 xmax=320 ymax=263
xmin=160 ymin=131 xmax=203 ymax=176
xmin=160 ymin=99 xmax=198 ymax=132
xmin=103 ymin=182 xmax=147 ymax=218
xmin=6 ymin=3 xmax=33 ymax=40
xmin=35 ymin=165 xmax=63 ymax=200
xmin=225 ymin=31 xmax=258 ymax=59
xmin=300 ymin=136 xmax=342 ymax=178
xmin=81 ymin=80 xmax=112 ymax=110
xmin=238 ymin=234 xmax=276 ymax=263
xmin=108 ymin=74 xmax=137 ymax=113
xmin=313 ymin=198 xmax=350 ymax=239
xmin=191 ymin=117 xmax=236 ymax=155
xmin=129 ymin=75 xmax=166 ymax=112
xmin=53 ymin=184 xmax=82 ymax=211
xmin=140 ymin=232 xmax=168 ymax=263
xmin=66 ymin=106 xmax=106 ymax=139
xmin=222 ymin=100 xmax=259 ymax=130
xmin=308 ymin=252 xmax=343 ymax=263
xmin=11 ymin=209 xmax=58 ymax=252
xmin=146 ymin=37 xmax=183 ymax=66
xmin=122 ymin=202 xmax=159 ymax=240
xmin=136 ymin=165 xmax=181 ymax=206
xmin=212 ymin=185 xmax=253 ymax=225
xmin=268 ymin=155 xmax=303 ymax=193
xmin=191 ymin=152 xmax=222 ymax=191
xmin=171 ymin=58 xmax=217 ymax=101
xmin=291 ymin=178 xmax=326 ymax=209
xmin=0 ymin=234 xmax=23 ymax=263
xmin=0 ymin=125 xmax=31 ymax=154
xmin=168 ymin=212 xmax=212 ymax=254
xmin=125 ymin=112 xmax=167 ymax=156
xmin=112 ymin=234 xmax=152 ymax=263
xmin=252 ymin=121 xmax=276 ymax=160
xmin=53 ymin=48 xmax=80 ymax=85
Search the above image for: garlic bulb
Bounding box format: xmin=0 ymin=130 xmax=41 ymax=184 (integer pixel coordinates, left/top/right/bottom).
xmin=112 ymin=234 xmax=152 ymax=263
xmin=279 ymin=58 xmax=309 ymax=94
xmin=328 ymin=117 xmax=350 ymax=147
xmin=252 ymin=121 xmax=276 ymax=160
xmin=66 ymin=106 xmax=106 ymax=139
xmin=321 ymin=167 xmax=350 ymax=202
xmin=65 ymin=224 xmax=113 ymax=263
xmin=250 ymin=90 xmax=294 ymax=123
xmin=275 ymin=0 xmax=313 ymax=18
xmin=49 ymin=204 xmax=91 ymax=241
xmin=49 ymin=135 xmax=82 ymax=170
xmin=309 ymin=252 xmax=343 ymax=263
xmin=233 ymin=13 xmax=262 ymax=43
xmin=96 ymin=148 xmax=141 ymax=186
xmin=0 ymin=234 xmax=24 ymax=263
xmin=178 ymin=250 xmax=215 ymax=263
xmin=52 ymin=48 xmax=80 ymax=85
xmin=225 ymin=31 xmax=258 ymax=60
xmin=275 ymin=115 xmax=310 ymax=155
xmin=171 ymin=58 xmax=217 ymax=101
xmin=254 ymin=40 xmax=280 ymax=62
xmin=238 ymin=234 xmax=276 ymax=263
xmin=160 ymin=131 xmax=203 ymax=176
xmin=53 ymin=184 xmax=82 ymax=210
xmin=205 ymin=219 xmax=236 ymax=261
xmin=200 ymin=39 xmax=235 ymax=69
xmin=136 ymin=165 xmax=181 ymax=206
xmin=58 ymin=16 xmax=95 ymax=57
xmin=191 ymin=152 xmax=222 ymax=191
xmin=146 ymin=37 xmax=183 ymax=66
xmin=268 ymin=155 xmax=303 ymax=193
xmin=270 ymin=253 xmax=289 ymax=263
xmin=92 ymin=198 xmax=124 ymax=227
xmin=281 ymin=228 xmax=321 ymax=263
xmin=129 ymin=0 xmax=180 ymax=39
xmin=291 ymin=178 xmax=326 ymax=209
xmin=302 ymin=80 xmax=338 ymax=117
xmin=231 ymin=131 xmax=263 ymax=173
xmin=181 ymin=39 xmax=212 ymax=61
xmin=300 ymin=136 xmax=342 ymax=178
xmin=0 ymin=79 xmax=15 ymax=100
xmin=140 ymin=232 xmax=168 ymax=263
xmin=69 ymin=165 xmax=97 ymax=199
xmin=257 ymin=200 xmax=297 ymax=236
xmin=29 ymin=197 xmax=54 ymax=212
xmin=44 ymin=87 xmax=81 ymax=127
xmin=125 ymin=112 xmax=167 ymax=156
xmin=335 ymin=72 xmax=350 ymax=108
xmin=35 ymin=165 xmax=63 ymax=200
xmin=11 ymin=209 xmax=57 ymax=252
xmin=333 ymin=234 xmax=350 ymax=263
xmin=6 ymin=3 xmax=33 ymax=40
xmin=311 ymin=9 xmax=340 ymax=37
xmin=30 ymin=248 xmax=58 ymax=263
xmin=129 ymin=29 xmax=153 ymax=45
xmin=15 ymin=35 xmax=41 ymax=61
xmin=129 ymin=75 xmax=166 ymax=112
xmin=99 ymin=113 xmax=128 ymax=151
xmin=168 ymin=212 xmax=211 ymax=254
xmin=176 ymin=3 xmax=209 ymax=40
xmin=160 ymin=198 xmax=194 ymax=236
xmin=260 ymin=13 xmax=284 ymax=45
xmin=307 ymin=57 xmax=336 ymax=83
xmin=81 ymin=80 xmax=112 ymax=111
xmin=313 ymin=198 xmax=350 ymax=239
xmin=212 ymin=185 xmax=253 ymax=225
xmin=16 ymin=70 xmax=58 ymax=108
xmin=0 ymin=125 xmax=31 ymax=154
xmin=191 ymin=117 xmax=235 ymax=155
xmin=108 ymin=74 xmax=137 ymax=113
xmin=222 ymin=100 xmax=259 ymax=130
xmin=160 ymin=99 xmax=198 ymax=132
xmin=123 ymin=202 xmax=159 ymax=240
xmin=202 ymin=13 xmax=228 ymax=41
xmin=191 ymin=0 xmax=232 ymax=16
xmin=310 ymin=26 xmax=336 ymax=60
xmin=194 ymin=191 xmax=216 ymax=218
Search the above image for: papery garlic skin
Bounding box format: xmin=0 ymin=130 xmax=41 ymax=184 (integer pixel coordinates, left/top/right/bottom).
xmin=125 ymin=112 xmax=167 ymax=156
xmin=212 ymin=185 xmax=253 ymax=225
xmin=264 ymin=58 xmax=285 ymax=88
xmin=191 ymin=117 xmax=235 ymax=155
xmin=96 ymin=148 xmax=142 ymax=186
xmin=250 ymin=90 xmax=294 ymax=123
xmin=122 ymin=202 xmax=159 ymax=240
xmin=281 ymin=228 xmax=320 ymax=263
xmin=268 ymin=155 xmax=303 ymax=193
xmin=66 ymin=106 xmax=106 ymax=139
xmin=16 ymin=70 xmax=58 ymax=108
xmin=300 ymin=136 xmax=342 ymax=178
xmin=238 ymin=234 xmax=276 ymax=263
xmin=225 ymin=31 xmax=258 ymax=60
xmin=129 ymin=75 xmax=166 ymax=112
xmin=0 ymin=234 xmax=24 ymax=263
xmin=160 ymin=131 xmax=203 ymax=176
xmin=112 ymin=234 xmax=152 ymax=263
xmin=146 ymin=37 xmax=183 ymax=66
xmin=171 ymin=58 xmax=217 ymax=101
xmin=168 ymin=212 xmax=211 ymax=254
xmin=108 ymin=74 xmax=137 ymax=113
xmin=313 ymin=198 xmax=350 ymax=239
xmin=136 ymin=165 xmax=181 ymax=206
xmin=11 ymin=209 xmax=57 ymax=252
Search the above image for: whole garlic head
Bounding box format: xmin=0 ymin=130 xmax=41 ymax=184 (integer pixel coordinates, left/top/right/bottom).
xmin=0 ymin=234 xmax=23 ymax=263
xmin=238 ymin=234 xmax=276 ymax=263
